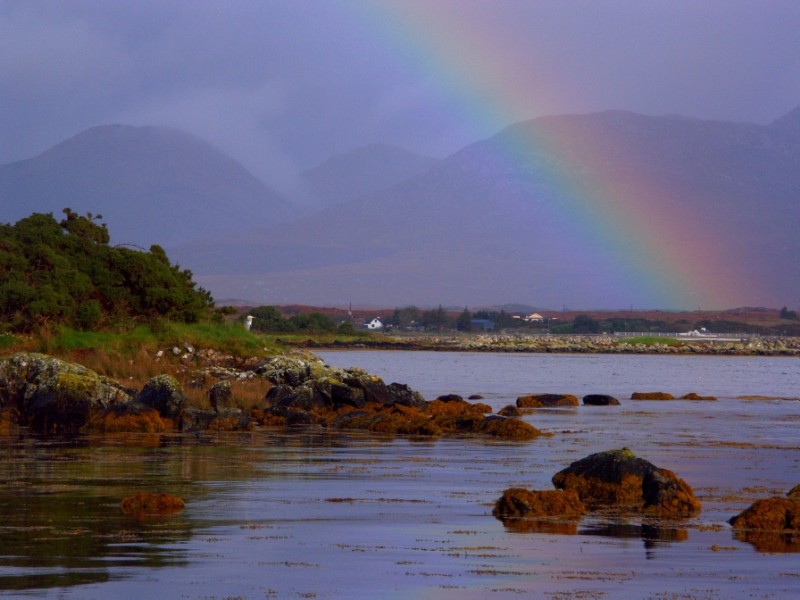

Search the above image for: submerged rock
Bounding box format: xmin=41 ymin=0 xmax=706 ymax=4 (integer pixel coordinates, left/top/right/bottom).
xmin=680 ymin=392 xmax=717 ymax=401
xmin=517 ymin=393 xmax=579 ymax=408
xmin=121 ymin=492 xmax=185 ymax=518
xmin=630 ymin=392 xmax=675 ymax=400
xmin=552 ymin=448 xmax=701 ymax=517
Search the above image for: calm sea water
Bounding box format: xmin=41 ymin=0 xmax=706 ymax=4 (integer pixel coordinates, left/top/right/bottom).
xmin=1 ymin=351 xmax=799 ymax=599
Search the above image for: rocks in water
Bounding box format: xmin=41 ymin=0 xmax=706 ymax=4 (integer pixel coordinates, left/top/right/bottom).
xmin=517 ymin=393 xmax=579 ymax=408
xmin=82 ymin=402 xmax=172 ymax=433
xmin=630 ymin=392 xmax=675 ymax=400
xmin=179 ymin=406 xmax=251 ymax=432
xmin=582 ymin=394 xmax=620 ymax=406
xmin=729 ymin=493 xmax=800 ymax=552
xmin=121 ymin=492 xmax=185 ymax=518
xmin=493 ymin=488 xmax=586 ymax=519
xmin=729 ymin=497 xmax=800 ymax=531
xmin=498 ymin=404 xmax=522 ymax=417
xmin=680 ymin=392 xmax=717 ymax=401
xmin=552 ymin=448 xmax=701 ymax=517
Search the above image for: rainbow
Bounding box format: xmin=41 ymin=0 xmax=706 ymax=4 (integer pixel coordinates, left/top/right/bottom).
xmin=359 ymin=2 xmax=742 ymax=309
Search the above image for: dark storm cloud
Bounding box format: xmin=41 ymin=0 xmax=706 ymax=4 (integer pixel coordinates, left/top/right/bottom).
xmin=2 ymin=0 xmax=800 ymax=194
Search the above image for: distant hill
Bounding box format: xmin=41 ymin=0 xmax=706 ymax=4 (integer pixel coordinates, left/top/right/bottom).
xmin=302 ymin=143 xmax=438 ymax=208
xmin=171 ymin=107 xmax=800 ymax=310
xmin=0 ymin=125 xmax=294 ymax=247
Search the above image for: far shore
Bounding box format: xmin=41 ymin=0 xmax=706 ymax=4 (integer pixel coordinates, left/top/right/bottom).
xmin=289 ymin=332 xmax=800 ymax=356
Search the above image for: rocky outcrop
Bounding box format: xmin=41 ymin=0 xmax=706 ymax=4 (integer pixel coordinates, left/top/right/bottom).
xmin=260 ymin=354 xmax=541 ymax=441
xmin=582 ymin=394 xmax=620 ymax=406
xmin=0 ymin=352 xmax=132 ymax=433
xmin=517 ymin=393 xmax=579 ymax=408
xmin=552 ymin=448 xmax=701 ymax=517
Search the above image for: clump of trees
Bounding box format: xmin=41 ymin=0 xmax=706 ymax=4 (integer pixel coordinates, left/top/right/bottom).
xmin=0 ymin=209 xmax=213 ymax=331
xmin=245 ymin=305 xmax=354 ymax=334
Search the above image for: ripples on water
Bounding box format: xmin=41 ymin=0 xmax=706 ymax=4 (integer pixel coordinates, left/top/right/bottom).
xmin=1 ymin=351 xmax=799 ymax=598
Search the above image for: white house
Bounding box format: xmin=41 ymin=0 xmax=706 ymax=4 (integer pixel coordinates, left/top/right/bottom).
xmin=365 ymin=317 xmax=384 ymax=330
xmin=524 ymin=313 xmax=544 ymax=323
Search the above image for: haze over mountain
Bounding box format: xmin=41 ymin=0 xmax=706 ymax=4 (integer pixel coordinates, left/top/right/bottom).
xmin=302 ymin=144 xmax=439 ymax=209
xmin=170 ymin=107 xmax=800 ymax=310
xmin=0 ymin=125 xmax=293 ymax=247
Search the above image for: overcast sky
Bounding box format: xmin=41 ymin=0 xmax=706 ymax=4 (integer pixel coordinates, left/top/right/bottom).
xmin=3 ymin=0 xmax=800 ymax=195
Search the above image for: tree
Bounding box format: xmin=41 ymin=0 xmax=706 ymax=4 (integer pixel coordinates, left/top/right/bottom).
xmin=456 ymin=308 xmax=472 ymax=331
xmin=780 ymin=306 xmax=798 ymax=320
xmin=572 ymin=314 xmax=600 ymax=334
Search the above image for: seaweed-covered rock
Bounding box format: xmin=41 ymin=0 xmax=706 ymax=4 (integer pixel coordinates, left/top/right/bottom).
xmin=517 ymin=393 xmax=579 ymax=408
xmin=498 ymin=404 xmax=522 ymax=417
xmin=82 ymin=402 xmax=172 ymax=433
xmin=788 ymin=485 xmax=800 ymax=499
xmin=630 ymin=392 xmax=675 ymax=400
xmin=582 ymin=394 xmax=620 ymax=406
xmin=493 ymin=488 xmax=586 ymax=519
xmin=135 ymin=374 xmax=185 ymax=418
xmin=552 ymin=448 xmax=701 ymax=517
xmin=680 ymin=392 xmax=717 ymax=401
xmin=0 ymin=352 xmax=132 ymax=433
xmin=179 ymin=406 xmax=251 ymax=432
xmin=729 ymin=497 xmax=800 ymax=532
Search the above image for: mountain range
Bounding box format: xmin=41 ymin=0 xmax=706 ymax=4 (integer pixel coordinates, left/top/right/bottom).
xmin=1 ymin=109 xmax=799 ymax=309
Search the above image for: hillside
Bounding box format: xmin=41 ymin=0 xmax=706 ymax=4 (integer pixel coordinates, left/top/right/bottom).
xmin=302 ymin=143 xmax=438 ymax=208
xmin=170 ymin=108 xmax=800 ymax=310
xmin=0 ymin=125 xmax=294 ymax=247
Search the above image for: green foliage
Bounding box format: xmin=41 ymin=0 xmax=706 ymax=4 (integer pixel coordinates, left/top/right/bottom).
xmin=617 ymin=336 xmax=682 ymax=346
xmin=456 ymin=308 xmax=472 ymax=331
xmin=780 ymin=306 xmax=798 ymax=320
xmin=245 ymin=306 xmax=338 ymax=333
xmin=572 ymin=314 xmax=601 ymax=334
xmin=0 ymin=210 xmax=213 ymax=331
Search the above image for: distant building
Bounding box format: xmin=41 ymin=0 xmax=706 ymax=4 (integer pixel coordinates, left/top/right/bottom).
xmin=524 ymin=313 xmax=544 ymax=323
xmin=364 ymin=317 xmax=384 ymax=330
xmin=470 ymin=319 xmax=494 ymax=331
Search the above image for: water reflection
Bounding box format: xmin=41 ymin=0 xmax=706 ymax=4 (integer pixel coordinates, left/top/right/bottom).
xmin=733 ymin=529 xmax=800 ymax=553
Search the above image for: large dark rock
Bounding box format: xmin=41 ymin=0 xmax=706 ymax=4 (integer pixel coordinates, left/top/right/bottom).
xmin=0 ymin=352 xmax=132 ymax=433
xmin=552 ymin=448 xmax=701 ymax=517
xmin=729 ymin=496 xmax=800 ymax=552
xmin=631 ymin=392 xmax=675 ymax=400
xmin=135 ymin=374 xmax=185 ymax=418
xmin=583 ymin=394 xmax=620 ymax=406
xmin=209 ymin=380 xmax=233 ymax=411
xmin=517 ymin=393 xmax=579 ymax=408
xmin=385 ymin=382 xmax=427 ymax=408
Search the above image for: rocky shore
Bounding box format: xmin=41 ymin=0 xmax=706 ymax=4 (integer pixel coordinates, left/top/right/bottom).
xmin=0 ymin=351 xmax=538 ymax=440
xmin=298 ymin=333 xmax=800 ymax=356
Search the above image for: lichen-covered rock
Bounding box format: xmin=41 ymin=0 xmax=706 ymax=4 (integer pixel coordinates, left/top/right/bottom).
xmin=517 ymin=393 xmax=579 ymax=408
xmin=209 ymin=380 xmax=233 ymax=411
xmin=493 ymin=488 xmax=586 ymax=519
xmin=630 ymin=392 xmax=675 ymax=400
xmin=583 ymin=394 xmax=620 ymax=406
xmin=0 ymin=352 xmax=132 ymax=433
xmin=552 ymin=448 xmax=701 ymax=517
xmin=135 ymin=374 xmax=185 ymax=418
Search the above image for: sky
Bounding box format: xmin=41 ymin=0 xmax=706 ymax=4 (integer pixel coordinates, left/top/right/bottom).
xmin=2 ymin=0 xmax=800 ymax=198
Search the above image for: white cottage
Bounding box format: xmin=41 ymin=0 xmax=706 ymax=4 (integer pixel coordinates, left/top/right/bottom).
xmin=365 ymin=317 xmax=384 ymax=330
